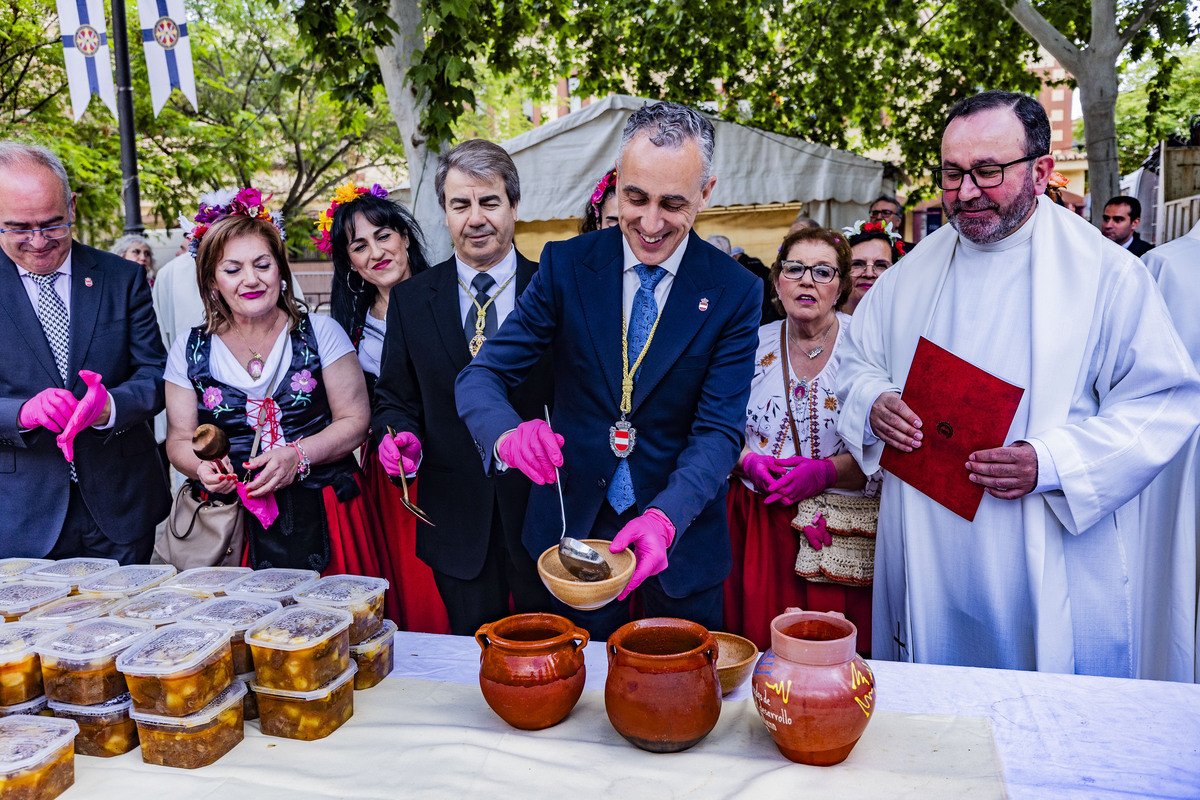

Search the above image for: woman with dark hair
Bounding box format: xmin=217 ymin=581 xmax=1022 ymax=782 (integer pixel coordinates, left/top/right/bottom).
xmin=841 ymin=220 xmax=905 ymax=315
xmin=318 ymin=184 xmax=449 ymax=634
xmin=164 ymin=191 xmax=399 ymax=623
xmin=724 ymin=226 xmax=878 ymax=652
xmin=579 ymin=169 xmax=618 ymax=234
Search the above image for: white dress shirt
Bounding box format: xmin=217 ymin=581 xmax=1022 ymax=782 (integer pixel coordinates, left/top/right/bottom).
xmin=455 ymin=246 xmax=519 ymax=328
xmin=620 ymin=235 xmax=688 ymax=329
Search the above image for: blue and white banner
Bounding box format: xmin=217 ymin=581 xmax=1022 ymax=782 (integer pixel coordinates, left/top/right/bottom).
xmin=137 ymin=0 xmax=197 ymax=116
xmin=57 ymin=0 xmax=118 ymax=121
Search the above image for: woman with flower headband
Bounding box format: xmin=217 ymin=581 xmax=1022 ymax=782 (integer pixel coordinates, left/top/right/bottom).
xmin=163 ymin=189 xmax=398 ymax=614
xmin=579 ymin=169 xmax=618 ymax=234
xmin=841 ymin=219 xmax=906 ymax=316
xmin=320 ymin=182 xmax=449 ymax=634
xmin=725 ymin=226 xmax=878 ymax=652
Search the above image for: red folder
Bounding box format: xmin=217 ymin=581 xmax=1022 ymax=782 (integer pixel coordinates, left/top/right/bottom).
xmin=879 ymin=337 xmax=1025 ymax=521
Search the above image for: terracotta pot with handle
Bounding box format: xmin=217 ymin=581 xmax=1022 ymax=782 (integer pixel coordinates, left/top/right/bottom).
xmin=475 ymin=613 xmax=588 ymax=730
xmin=605 ymin=617 xmax=721 ymax=753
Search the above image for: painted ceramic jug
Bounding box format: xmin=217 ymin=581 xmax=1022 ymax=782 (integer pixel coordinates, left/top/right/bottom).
xmin=605 ymin=617 xmax=721 ymax=753
xmin=475 ymin=612 xmax=588 ymax=730
xmin=751 ymin=609 xmax=876 ymax=765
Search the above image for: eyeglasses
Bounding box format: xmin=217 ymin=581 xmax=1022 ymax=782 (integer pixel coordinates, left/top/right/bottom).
xmin=932 ymin=155 xmax=1041 ymax=190
xmin=0 ymin=223 xmax=72 ymax=243
xmin=780 ymin=261 xmax=838 ymax=284
xmin=869 ymin=208 xmax=899 ymax=220
xmin=850 ymin=260 xmax=892 ymax=274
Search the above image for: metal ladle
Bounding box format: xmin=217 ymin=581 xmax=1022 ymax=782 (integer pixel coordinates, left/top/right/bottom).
xmin=386 ymin=426 xmax=435 ymax=527
xmin=547 ymin=407 xmax=612 ymax=582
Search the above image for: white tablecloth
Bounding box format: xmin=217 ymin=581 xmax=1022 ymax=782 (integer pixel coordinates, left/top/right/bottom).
xmin=66 ymin=631 xmax=1200 ymax=799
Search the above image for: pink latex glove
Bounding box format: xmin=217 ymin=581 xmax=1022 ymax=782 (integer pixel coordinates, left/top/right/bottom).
xmin=237 ymin=481 xmax=280 ymax=529
xmin=610 ymin=508 xmax=675 ymax=601
xmin=763 ymin=456 xmax=836 ymax=505
xmin=741 ymin=453 xmax=785 ymax=494
xmin=18 ymin=388 xmax=78 ymax=434
xmin=802 ymin=513 xmax=832 ymax=551
xmin=497 ymin=419 xmax=564 ymax=485
xmin=379 ymin=430 xmax=421 ymax=476
xmin=56 ymin=371 xmax=108 ymax=462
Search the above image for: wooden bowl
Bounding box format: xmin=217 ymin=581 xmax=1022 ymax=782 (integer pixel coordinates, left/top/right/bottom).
xmin=713 ymin=631 xmax=758 ymax=696
xmin=537 ymin=540 xmax=636 ymax=611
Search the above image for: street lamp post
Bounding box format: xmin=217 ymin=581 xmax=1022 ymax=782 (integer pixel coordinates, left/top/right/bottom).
xmin=109 ymin=0 xmax=143 ymax=235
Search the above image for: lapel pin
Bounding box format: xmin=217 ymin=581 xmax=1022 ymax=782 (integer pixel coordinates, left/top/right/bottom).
xmin=84 ymin=277 xmax=93 ymax=287
xmin=698 ymin=298 xmax=709 ymax=312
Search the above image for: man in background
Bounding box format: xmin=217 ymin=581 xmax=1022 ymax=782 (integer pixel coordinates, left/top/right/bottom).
xmin=1101 ymin=195 xmax=1153 ymax=255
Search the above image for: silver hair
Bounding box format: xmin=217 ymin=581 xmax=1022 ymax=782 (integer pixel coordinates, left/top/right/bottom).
xmin=618 ymin=102 xmax=716 ymax=187
xmin=435 ymin=139 xmax=521 ymax=210
xmin=111 ymin=233 xmax=155 ymax=270
xmin=706 ymin=234 xmax=732 ymax=254
xmin=0 ymin=141 xmax=72 ymax=210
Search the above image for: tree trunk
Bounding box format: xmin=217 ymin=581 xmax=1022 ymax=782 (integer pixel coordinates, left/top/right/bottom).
xmin=376 ymin=0 xmax=451 ymax=263
xmin=1077 ymin=57 xmax=1122 ymax=226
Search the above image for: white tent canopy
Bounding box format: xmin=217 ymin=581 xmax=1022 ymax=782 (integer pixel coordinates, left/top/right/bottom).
xmin=501 ymin=94 xmax=891 ymax=227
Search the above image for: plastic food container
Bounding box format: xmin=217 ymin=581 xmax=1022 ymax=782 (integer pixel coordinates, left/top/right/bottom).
xmin=21 ymin=595 xmax=120 ymax=626
xmin=236 ymin=672 xmax=258 ymax=720
xmin=0 ymin=583 xmax=70 ymax=623
xmin=116 ymin=623 xmax=234 ymax=717
xmin=35 ymin=619 xmax=153 ymax=705
xmin=130 ymin=681 xmax=245 ymax=769
xmin=349 ymin=619 xmax=396 ymax=690
xmin=244 ymin=605 xmax=351 ymax=692
xmin=224 ymin=569 xmax=319 ymax=606
xmin=22 ymin=559 xmax=119 ymax=595
xmin=295 ymin=575 xmax=388 ymax=645
xmin=76 ymin=565 xmax=177 ymax=599
xmin=108 ymin=588 xmax=213 ymax=628
xmin=0 ymin=623 xmax=52 ymax=705
xmin=47 ymin=694 xmax=138 ymax=758
xmin=0 ymin=696 xmax=49 ymax=718
xmin=0 ymin=716 xmax=79 ymax=799
xmin=252 ymin=663 xmax=356 ymax=740
xmin=162 ymin=567 xmax=253 ymax=597
xmin=0 ymin=560 xmax=52 ymax=585
xmin=178 ymin=597 xmax=282 ymax=674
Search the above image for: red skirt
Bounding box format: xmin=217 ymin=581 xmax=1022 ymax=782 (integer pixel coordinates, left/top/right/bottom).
xmin=360 ymin=441 xmax=450 ymax=634
xmin=321 ymin=470 xmax=403 ymax=628
xmin=724 ymin=480 xmax=872 ymax=654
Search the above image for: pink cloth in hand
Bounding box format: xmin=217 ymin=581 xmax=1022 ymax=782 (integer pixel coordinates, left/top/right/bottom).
xmin=56 ymin=371 xmax=108 ymax=462
xmin=19 ymin=388 xmax=78 ymax=434
xmin=237 ymin=482 xmax=279 ymax=529
xmin=763 ymin=456 xmax=837 ymax=505
xmin=497 ymin=419 xmax=564 ymax=485
xmin=742 ymin=453 xmax=785 ymax=494
xmin=802 ymin=513 xmax=832 ymax=551
xmin=379 ymin=430 xmax=421 ymax=476
xmin=610 ymin=508 xmax=675 ymax=601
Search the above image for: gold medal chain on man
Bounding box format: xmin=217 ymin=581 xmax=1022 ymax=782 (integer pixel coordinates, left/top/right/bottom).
xmin=459 ymin=273 xmax=516 ymax=358
xmin=610 ymin=309 xmax=663 ymax=459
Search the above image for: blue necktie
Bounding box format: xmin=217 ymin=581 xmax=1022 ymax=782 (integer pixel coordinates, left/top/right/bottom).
xmin=607 ymin=264 xmax=666 ymax=513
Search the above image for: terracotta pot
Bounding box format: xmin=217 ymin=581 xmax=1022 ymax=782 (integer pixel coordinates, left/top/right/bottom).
xmin=751 ymin=609 xmax=876 ymax=765
xmin=475 ymin=613 xmax=588 ymax=730
xmin=605 ymin=617 xmax=721 ymax=753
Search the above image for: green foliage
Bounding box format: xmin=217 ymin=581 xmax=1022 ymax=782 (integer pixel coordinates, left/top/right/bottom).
xmin=1111 ymin=42 xmax=1200 ymax=173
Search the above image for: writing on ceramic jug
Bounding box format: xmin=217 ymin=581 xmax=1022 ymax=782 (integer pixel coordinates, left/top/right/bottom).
xmin=752 ymin=682 xmax=793 ymax=731
xmin=851 ymin=661 xmax=875 ymax=718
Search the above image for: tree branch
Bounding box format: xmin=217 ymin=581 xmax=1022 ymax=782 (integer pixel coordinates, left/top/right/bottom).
xmin=1118 ymin=0 xmax=1171 ymax=49
xmin=1004 ymin=0 xmax=1083 ymax=74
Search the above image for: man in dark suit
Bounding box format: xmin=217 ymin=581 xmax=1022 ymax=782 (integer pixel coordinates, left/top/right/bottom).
xmin=456 ymin=102 xmax=761 ymax=639
xmin=0 ymin=142 xmax=169 ymax=563
xmin=1101 ymin=195 xmax=1154 ymax=256
xmin=372 ymin=139 xmax=553 ymax=635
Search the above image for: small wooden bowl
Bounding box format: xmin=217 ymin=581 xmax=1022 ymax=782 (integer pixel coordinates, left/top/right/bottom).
xmin=713 ymin=631 xmax=758 ymax=695
xmin=536 ymin=540 xmax=636 ymax=611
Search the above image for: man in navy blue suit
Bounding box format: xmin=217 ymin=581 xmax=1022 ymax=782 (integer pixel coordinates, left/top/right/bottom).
xmin=456 ymin=102 xmax=761 ymax=638
xmin=0 ymin=142 xmax=169 ymax=563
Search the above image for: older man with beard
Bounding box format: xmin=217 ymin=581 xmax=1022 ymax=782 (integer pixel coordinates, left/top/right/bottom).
xmin=836 ymin=91 xmax=1200 ymax=678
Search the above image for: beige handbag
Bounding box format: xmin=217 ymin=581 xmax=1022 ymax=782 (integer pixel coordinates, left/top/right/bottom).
xmin=151 ymin=479 xmax=246 ymax=570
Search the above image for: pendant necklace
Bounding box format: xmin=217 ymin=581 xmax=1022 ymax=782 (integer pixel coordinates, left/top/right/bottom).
xmin=610 ymin=308 xmax=664 ymax=459
xmin=231 ymin=318 xmax=275 ymax=379
xmin=789 ymin=317 xmax=837 ymax=360
xmin=457 ymin=273 xmax=516 ymax=357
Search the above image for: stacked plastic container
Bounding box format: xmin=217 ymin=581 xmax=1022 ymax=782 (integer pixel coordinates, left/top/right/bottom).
xmin=296 ymin=576 xmax=395 ymax=690
xmin=178 ymin=597 xmax=282 ymax=720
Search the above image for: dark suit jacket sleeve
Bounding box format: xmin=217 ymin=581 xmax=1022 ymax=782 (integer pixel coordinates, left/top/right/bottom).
xmin=371 ymin=282 xmax=426 ymax=445
xmin=108 ymin=266 xmax=168 ymax=432
xmin=651 ymin=274 xmax=760 ymax=534
xmin=455 ymin=255 xmax=558 ymax=468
